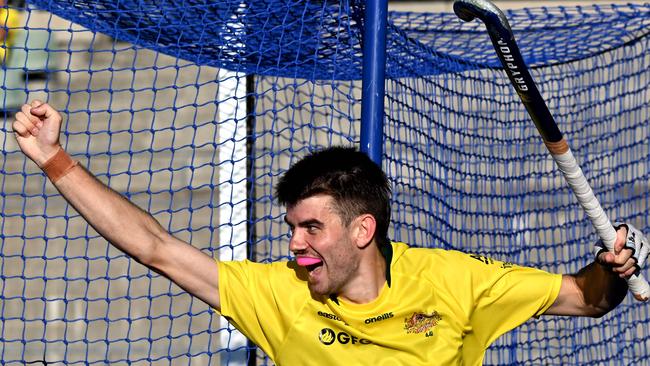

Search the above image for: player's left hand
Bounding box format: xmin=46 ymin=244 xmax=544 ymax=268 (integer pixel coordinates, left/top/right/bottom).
xmin=594 ymin=223 xmax=649 ymax=279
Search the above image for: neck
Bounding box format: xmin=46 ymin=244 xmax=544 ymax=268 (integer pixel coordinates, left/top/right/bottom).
xmin=337 ymin=245 xmax=387 ymax=304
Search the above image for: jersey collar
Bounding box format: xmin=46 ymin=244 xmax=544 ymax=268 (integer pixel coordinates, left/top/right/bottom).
xmin=380 ymin=242 xmax=393 ymax=288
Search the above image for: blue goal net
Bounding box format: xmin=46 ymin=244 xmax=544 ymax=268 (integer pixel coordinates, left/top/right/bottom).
xmin=0 ymin=0 xmax=649 ymax=364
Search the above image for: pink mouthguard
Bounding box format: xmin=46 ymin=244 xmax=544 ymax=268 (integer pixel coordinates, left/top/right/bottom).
xmin=296 ymin=257 xmax=322 ymax=266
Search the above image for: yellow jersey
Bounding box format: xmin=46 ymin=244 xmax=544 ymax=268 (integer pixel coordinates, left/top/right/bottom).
xmin=218 ymin=242 xmax=562 ymax=365
xmin=0 ymin=6 xmax=21 ymax=64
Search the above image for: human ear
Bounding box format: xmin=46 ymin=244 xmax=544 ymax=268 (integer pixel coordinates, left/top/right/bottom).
xmin=353 ymin=214 xmax=376 ymax=249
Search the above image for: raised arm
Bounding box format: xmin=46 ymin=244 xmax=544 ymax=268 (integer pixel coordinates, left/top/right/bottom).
xmin=544 ymin=225 xmax=643 ymax=317
xmin=12 ymin=101 xmax=222 ymax=311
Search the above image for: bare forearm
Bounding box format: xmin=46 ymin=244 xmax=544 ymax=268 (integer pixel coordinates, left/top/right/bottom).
xmin=47 ymin=159 xmax=222 ymax=309
xmin=573 ymin=262 xmax=628 ymax=317
xmin=545 ymin=226 xmax=636 ymax=317
xmin=53 ymin=163 xmax=167 ymax=264
xmin=13 ymin=100 xmax=221 ymax=310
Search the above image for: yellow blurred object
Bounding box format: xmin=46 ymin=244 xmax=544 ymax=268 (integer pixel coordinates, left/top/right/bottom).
xmin=0 ymin=7 xmax=21 ymax=65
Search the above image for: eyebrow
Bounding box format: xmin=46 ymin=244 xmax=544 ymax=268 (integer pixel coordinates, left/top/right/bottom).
xmin=284 ymin=217 xmax=323 ymax=228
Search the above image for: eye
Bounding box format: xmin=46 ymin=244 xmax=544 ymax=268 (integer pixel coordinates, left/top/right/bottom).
xmin=306 ymin=225 xmax=318 ymax=234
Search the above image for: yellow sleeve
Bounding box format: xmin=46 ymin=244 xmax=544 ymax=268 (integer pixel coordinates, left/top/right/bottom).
xmin=217 ymin=260 xmax=308 ymax=359
xmin=457 ymin=252 xmax=562 ymax=356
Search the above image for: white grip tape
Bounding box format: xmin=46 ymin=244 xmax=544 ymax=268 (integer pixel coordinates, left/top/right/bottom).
xmin=552 ymin=149 xmax=650 ymax=300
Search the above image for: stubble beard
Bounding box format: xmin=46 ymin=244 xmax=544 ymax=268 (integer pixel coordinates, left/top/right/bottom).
xmin=308 ymin=246 xmax=359 ymax=298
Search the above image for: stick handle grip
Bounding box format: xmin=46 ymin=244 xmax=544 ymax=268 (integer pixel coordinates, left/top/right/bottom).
xmin=550 ymin=142 xmax=650 ymax=301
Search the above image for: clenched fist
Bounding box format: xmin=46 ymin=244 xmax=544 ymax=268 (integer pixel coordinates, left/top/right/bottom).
xmin=12 ymin=100 xmax=64 ymax=166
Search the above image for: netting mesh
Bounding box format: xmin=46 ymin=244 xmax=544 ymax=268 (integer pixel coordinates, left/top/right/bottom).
xmin=385 ymin=5 xmax=650 ymax=365
xmin=0 ymin=0 xmax=648 ymax=364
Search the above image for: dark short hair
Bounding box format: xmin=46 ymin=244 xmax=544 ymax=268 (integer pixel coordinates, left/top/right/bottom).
xmin=276 ymin=146 xmax=391 ymax=248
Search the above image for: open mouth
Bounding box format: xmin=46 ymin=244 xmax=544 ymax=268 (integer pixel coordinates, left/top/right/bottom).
xmin=306 ymin=262 xmax=323 ymax=273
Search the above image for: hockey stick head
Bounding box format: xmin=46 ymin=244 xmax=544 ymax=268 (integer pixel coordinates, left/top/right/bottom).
xmin=453 ymin=0 xmax=563 ymax=143
xmin=453 ymin=0 xmax=511 ymax=31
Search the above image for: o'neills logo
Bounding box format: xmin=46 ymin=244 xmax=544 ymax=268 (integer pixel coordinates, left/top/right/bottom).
xmin=364 ymin=312 xmax=394 ymax=324
xmin=318 ymin=328 xmax=373 ymax=346
xmin=404 ymin=311 xmax=442 ymax=334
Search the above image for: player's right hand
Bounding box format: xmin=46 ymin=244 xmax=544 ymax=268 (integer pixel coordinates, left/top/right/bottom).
xmin=12 ymin=101 xmax=63 ymax=167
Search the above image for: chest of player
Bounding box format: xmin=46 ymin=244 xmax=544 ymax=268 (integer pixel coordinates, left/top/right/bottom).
xmin=273 ymin=303 xmax=466 ymax=365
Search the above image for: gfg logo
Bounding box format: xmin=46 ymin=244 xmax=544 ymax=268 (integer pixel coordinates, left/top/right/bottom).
xmin=318 ymin=328 xmax=372 ymax=346
xmin=318 ymin=328 xmax=336 ymax=345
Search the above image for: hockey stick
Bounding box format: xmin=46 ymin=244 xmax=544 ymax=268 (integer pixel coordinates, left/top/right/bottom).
xmin=453 ymin=0 xmax=650 ymax=301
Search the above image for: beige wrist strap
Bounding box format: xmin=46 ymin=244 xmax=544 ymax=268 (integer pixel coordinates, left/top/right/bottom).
xmin=42 ymin=147 xmax=79 ymax=183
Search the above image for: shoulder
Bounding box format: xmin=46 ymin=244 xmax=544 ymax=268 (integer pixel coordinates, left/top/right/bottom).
xmin=218 ymin=259 xmax=314 ymax=313
xmin=391 ymin=243 xmax=546 ymax=283
xmin=392 ymin=242 xmax=479 ymax=269
xmin=219 ymin=259 xmax=309 ymax=285
xmin=390 ymin=243 xmax=473 ymax=285
xmin=394 ymin=242 xmax=531 ymax=267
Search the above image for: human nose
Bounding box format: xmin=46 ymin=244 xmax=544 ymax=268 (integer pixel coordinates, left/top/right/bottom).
xmin=289 ymin=229 xmax=307 ymax=253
